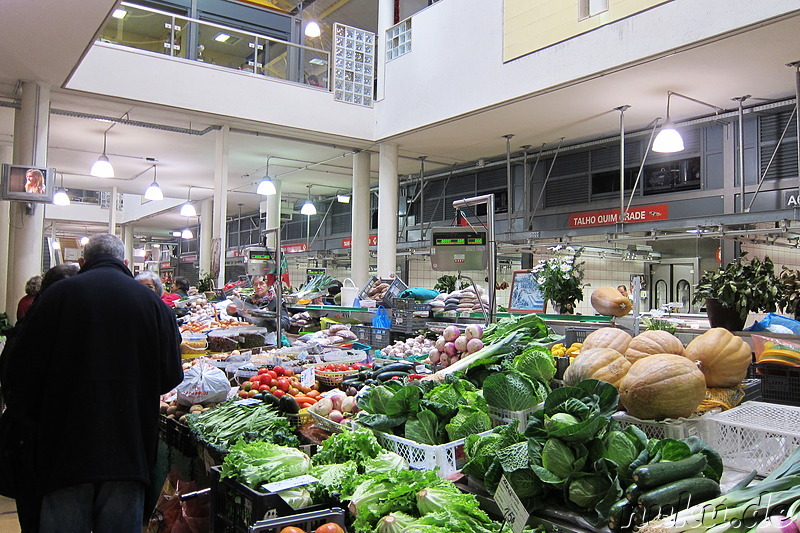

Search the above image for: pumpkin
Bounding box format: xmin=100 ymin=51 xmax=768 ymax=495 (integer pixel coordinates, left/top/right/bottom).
xmin=619 ymin=354 xmax=706 ymax=420
xmin=581 ymin=327 xmax=633 ymax=354
xmin=590 ymin=286 xmax=633 ymax=317
xmin=563 ymin=347 xmax=631 ymax=388
xmin=683 ymin=327 xmax=752 ymax=388
xmin=624 ymin=330 xmax=685 ymax=363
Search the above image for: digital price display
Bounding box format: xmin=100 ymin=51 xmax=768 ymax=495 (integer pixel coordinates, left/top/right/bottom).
xmin=430 ymin=228 xmax=488 ymax=271
xmin=433 ymin=234 xmax=485 ymax=246
xmin=248 ymin=250 xmax=273 ymax=261
xmin=306 ymin=268 xmax=326 ymax=276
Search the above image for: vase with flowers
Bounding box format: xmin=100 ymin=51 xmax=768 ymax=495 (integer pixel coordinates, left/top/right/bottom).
xmin=532 ymin=245 xmax=588 ymax=314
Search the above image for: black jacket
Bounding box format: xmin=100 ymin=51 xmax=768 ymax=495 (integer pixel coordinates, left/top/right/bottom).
xmin=0 ymin=255 xmax=183 ymax=493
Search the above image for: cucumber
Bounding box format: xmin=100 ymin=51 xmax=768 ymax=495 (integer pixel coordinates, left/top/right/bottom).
xmin=373 ymin=362 xmax=415 ymax=375
xmin=633 ymin=454 xmax=708 ymax=489
xmin=625 ymin=483 xmax=644 ymax=504
xmin=377 ymin=371 xmax=410 ymax=381
xmin=607 ymin=498 xmax=634 ymax=532
xmin=636 ymin=477 xmax=721 ymax=515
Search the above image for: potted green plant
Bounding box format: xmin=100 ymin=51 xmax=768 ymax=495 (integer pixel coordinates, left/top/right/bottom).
xmin=692 ymin=253 xmax=780 ymax=331
xmin=197 ymin=272 xmax=216 ymax=299
xmin=531 ymin=245 xmax=588 ymax=314
xmin=778 ymin=266 xmax=800 ymax=320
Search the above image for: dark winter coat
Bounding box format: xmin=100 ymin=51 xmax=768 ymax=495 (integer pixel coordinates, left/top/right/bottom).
xmin=0 ymin=255 xmax=182 ymax=494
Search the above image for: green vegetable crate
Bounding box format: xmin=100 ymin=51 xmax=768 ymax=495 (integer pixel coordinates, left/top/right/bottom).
xmin=209 ymin=466 xmax=331 ymax=533
xmin=372 ymin=429 xmax=493 ymax=478
xmin=611 ymin=411 xmax=704 ymax=440
xmin=249 ymin=508 xmax=348 ymax=533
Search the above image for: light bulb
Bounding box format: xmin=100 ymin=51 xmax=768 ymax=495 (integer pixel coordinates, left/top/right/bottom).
xmin=652 ymin=118 xmax=685 ymax=153
xmin=52 ymin=189 xmax=70 ymax=206
xmin=180 ymin=202 xmax=197 ymax=217
xmin=181 ymin=228 xmax=194 ymax=239
xmin=144 ymin=181 xmax=163 ymax=201
xmin=257 ymin=178 xmax=276 ymax=196
xmin=305 ymin=21 xmax=321 ymax=38
xmin=337 ymin=194 xmax=350 ymax=204
xmin=80 ymin=236 xmax=89 ymax=246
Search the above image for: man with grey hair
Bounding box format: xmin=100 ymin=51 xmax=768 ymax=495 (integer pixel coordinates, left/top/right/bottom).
xmin=0 ymin=233 xmax=183 ymax=532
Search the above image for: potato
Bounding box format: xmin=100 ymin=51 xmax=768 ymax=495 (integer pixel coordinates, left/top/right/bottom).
xmin=160 ymin=402 xmax=170 ymax=414
xmin=166 ymin=405 xmax=179 ymax=415
xmin=179 ymin=415 xmax=188 ymax=424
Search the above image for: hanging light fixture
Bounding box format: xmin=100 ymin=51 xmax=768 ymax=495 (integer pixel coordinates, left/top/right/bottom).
xmin=80 ymin=235 xmax=89 ymax=246
xmin=180 ymin=186 xmax=197 ymax=217
xmin=90 ymin=130 xmax=115 ymax=178
xmin=256 ymin=156 xmax=277 ymax=196
xmin=305 ymin=20 xmax=321 ymax=38
xmin=337 ymin=192 xmax=351 ymax=204
xmin=300 ymin=184 xmax=316 ymax=215
xmin=652 ymin=91 xmax=725 ymax=153
xmin=181 ymin=227 xmax=194 ymax=239
xmin=172 ymin=230 xmax=182 ymax=237
xmin=52 ymin=173 xmax=70 ymax=206
xmin=144 ymin=165 xmax=163 ymax=201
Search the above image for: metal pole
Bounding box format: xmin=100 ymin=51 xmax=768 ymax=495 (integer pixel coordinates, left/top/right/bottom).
xmin=789 ymin=61 xmax=800 ymax=200
xmin=615 ymin=106 xmax=630 ymax=226
xmin=732 ymin=96 xmax=750 ymax=213
xmin=453 ymin=194 xmax=496 ymax=324
xmin=521 ymin=145 xmax=530 ymax=235
xmin=503 ymin=134 xmax=514 ymax=235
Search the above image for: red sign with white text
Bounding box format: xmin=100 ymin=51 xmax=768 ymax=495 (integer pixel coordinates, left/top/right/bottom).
xmin=342 ymin=235 xmax=378 ymax=248
xmin=281 ymin=243 xmax=308 ymax=253
xmin=569 ymin=204 xmax=669 ymax=228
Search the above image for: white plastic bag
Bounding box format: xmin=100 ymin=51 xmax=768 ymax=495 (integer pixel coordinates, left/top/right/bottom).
xmin=176 ymin=361 xmax=231 ymax=406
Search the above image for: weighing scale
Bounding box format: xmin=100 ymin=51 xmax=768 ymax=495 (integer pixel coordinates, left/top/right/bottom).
xmin=243 ymin=246 xmax=275 ymax=276
xmin=430 ymin=227 xmax=489 ymax=271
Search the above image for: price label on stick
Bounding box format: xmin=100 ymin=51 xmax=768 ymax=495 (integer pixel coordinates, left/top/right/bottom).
xmin=300 ymin=367 xmax=315 ymax=387
xmin=495 ymin=475 xmax=530 ymax=533
xmin=262 ymin=474 xmax=319 ymax=493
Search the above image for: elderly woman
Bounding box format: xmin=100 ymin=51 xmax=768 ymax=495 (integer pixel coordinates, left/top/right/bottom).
xmin=135 ymin=270 xmax=164 ymax=296
xmin=226 ymin=275 xmax=290 ymax=331
xmin=16 ymin=275 xmax=42 ymax=321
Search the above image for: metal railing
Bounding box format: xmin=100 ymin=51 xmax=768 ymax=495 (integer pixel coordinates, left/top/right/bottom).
xmin=98 ymin=3 xmax=330 ymax=89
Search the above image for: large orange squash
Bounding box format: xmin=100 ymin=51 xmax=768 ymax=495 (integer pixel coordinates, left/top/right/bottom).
xmin=563 ymin=347 xmax=631 ymax=388
xmin=683 ymin=327 xmax=752 ymax=388
xmin=624 ymin=330 xmax=685 ymax=363
xmin=590 ymin=286 xmax=633 ymax=317
xmin=581 ymin=327 xmax=632 ymax=354
xmin=619 ymin=354 xmax=706 ymax=420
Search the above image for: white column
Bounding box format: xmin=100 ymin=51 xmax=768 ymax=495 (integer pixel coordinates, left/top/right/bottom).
xmin=8 ymin=82 xmax=48 ymax=321
xmin=212 ymin=126 xmax=229 ymax=286
xmin=376 ymin=143 xmax=398 ymax=278
xmin=377 ymin=0 xmax=394 ymax=101
xmin=261 ymin=180 xmax=282 ymax=249
xmin=108 ymin=185 xmax=118 ymax=235
xmin=0 ymin=144 xmax=12 ymax=310
xmin=351 ymin=151 xmax=371 ymax=288
xmin=123 ymin=224 xmax=134 ymax=265
xmin=199 ymin=197 xmax=213 ymax=275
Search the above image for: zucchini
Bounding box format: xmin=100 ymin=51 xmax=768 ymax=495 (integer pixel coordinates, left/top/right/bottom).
xmin=633 ymin=454 xmax=708 ymax=489
xmin=607 ymin=498 xmax=634 ymax=532
xmin=625 ymin=483 xmax=644 ymax=504
xmin=637 ymin=477 xmax=721 ymax=514
xmin=377 ymin=371 xmax=410 ymax=381
xmin=373 ymin=362 xmax=415 ymax=375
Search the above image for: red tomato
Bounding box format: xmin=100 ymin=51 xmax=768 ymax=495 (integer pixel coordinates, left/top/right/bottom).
xmin=279 ymin=527 xmax=306 ymax=533
xmin=257 ymin=368 xmax=270 ymax=375
xmin=315 ymin=523 xmax=344 ymax=533
xmin=258 ymin=384 xmax=270 ymax=392
xmin=288 ymin=387 xmax=299 ymax=396
xmin=274 ymin=366 xmax=285 ymax=376
xmin=283 ymin=368 xmax=294 ymax=377
xmin=351 ymin=363 xmax=363 ymax=370
xmin=242 ymin=382 xmax=252 ymax=391
xmin=238 ymin=391 xmax=249 ymax=398
xmin=272 ymin=389 xmax=285 ymax=398
xmin=276 ymin=378 xmax=291 ymax=392
xmin=266 ymin=370 xmax=278 ymax=380
xmin=268 ymin=378 xmax=278 ymax=387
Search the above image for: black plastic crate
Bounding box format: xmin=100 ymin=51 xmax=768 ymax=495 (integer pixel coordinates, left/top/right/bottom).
xmin=250 ymin=508 xmax=347 ymax=533
xmin=370 ymin=327 xmax=392 ymax=349
xmin=564 ymin=327 xmax=596 ymax=345
xmin=756 ymin=364 xmax=800 ymax=407
xmin=165 ymin=418 xmax=198 ymax=458
xmin=350 ymin=324 xmax=372 ymax=344
xmin=390 ymin=310 xmax=428 ymax=334
xmin=210 ymin=467 xmax=329 ymax=533
xmin=357 ymin=277 xmax=408 ymax=308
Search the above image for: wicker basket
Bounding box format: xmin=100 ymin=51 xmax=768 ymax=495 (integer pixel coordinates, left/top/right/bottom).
xmin=306 ymin=361 xmax=359 ymax=387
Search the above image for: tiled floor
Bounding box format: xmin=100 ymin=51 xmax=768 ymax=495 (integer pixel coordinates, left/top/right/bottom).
xmin=0 ymin=496 xmax=20 ymax=533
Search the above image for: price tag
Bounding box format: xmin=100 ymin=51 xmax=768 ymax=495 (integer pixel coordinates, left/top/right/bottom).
xmin=415 ymin=365 xmax=427 ymax=373
xmin=300 ymin=367 xmax=315 ymax=387
xmin=262 ymin=474 xmax=319 ymax=493
xmin=495 ymin=475 xmax=530 ymax=533
xmin=234 ymin=398 xmax=261 ymax=406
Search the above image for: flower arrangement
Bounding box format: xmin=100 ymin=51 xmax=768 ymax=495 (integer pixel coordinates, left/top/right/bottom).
xmin=532 ymin=245 xmax=588 ymax=314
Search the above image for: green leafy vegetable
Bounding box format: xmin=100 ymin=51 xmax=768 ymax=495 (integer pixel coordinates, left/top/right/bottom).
xmin=405 ymin=409 xmax=442 ymax=445
xmin=311 ymin=427 xmax=382 ymax=470
xmin=445 ymin=405 xmax=492 ymax=442
xmin=512 ymin=345 xmax=557 ymax=382
xmin=187 ymin=401 xmax=298 ymax=450
xmin=220 ymin=440 xmax=312 ymax=489
xmin=541 ymin=438 xmax=578 ymax=480
xmin=462 ymin=422 xmax=525 ymax=480
xmin=363 ymin=451 xmax=409 ymax=475
xmin=482 ymin=371 xmax=545 ymax=411
xmin=307 ymin=461 xmax=358 ymax=503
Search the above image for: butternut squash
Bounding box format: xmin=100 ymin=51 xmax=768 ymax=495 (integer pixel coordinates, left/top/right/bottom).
xmin=619 ymin=354 xmax=706 ymax=420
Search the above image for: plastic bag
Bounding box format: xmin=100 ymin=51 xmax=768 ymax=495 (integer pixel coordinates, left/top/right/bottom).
xmin=752 ymin=334 xmax=800 ymax=366
xmin=746 ymin=313 xmax=800 ymax=335
xmin=176 ymin=361 xmax=231 ymax=406
xmin=372 ymin=305 xmax=391 ymax=328
xmin=146 ymin=469 xmax=209 ymax=533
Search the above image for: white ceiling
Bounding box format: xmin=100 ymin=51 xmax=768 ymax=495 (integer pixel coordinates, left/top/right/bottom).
xmin=1 ymin=1 xmax=800 ymax=239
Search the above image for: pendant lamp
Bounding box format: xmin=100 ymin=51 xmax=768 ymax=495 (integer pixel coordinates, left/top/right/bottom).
xmin=90 ymin=131 xmax=115 ymax=178
xmin=652 ymin=91 xmax=724 ymax=153
xmin=180 ymin=186 xmax=197 ymax=217
xmin=52 ymin=173 xmax=70 ymax=206
xmin=144 ymin=165 xmax=163 ymax=201
xmin=301 ymin=184 xmax=316 ymax=215
xmin=257 ymin=157 xmax=277 ymax=196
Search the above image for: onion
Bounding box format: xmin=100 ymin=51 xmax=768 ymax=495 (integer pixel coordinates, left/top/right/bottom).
xmin=466 ymin=338 xmax=484 ymax=353
xmin=756 ymin=516 xmax=800 ymax=533
xmin=443 ymin=325 xmax=461 ymax=342
xmin=440 ymin=353 xmax=450 ymax=367
xmin=429 ymin=349 xmax=440 ymax=363
xmin=444 ymin=342 xmax=457 ymax=357
xmin=449 ymin=353 xmax=461 ymax=363
xmin=454 ymin=335 xmax=468 ymax=353
xmin=328 ymin=410 xmax=344 ymax=424
xmin=465 ymin=324 xmax=484 ymax=341
xmin=435 ymin=337 xmax=447 ymax=351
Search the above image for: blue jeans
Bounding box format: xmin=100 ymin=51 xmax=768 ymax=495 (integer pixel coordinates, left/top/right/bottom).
xmin=40 ymin=480 xmax=145 ymax=533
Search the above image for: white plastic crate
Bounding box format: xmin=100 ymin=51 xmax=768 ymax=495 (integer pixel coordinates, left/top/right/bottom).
xmin=488 ymin=403 xmax=543 ymax=431
xmin=612 ymin=411 xmax=705 ymax=440
xmin=701 ymin=401 xmax=800 ymax=477
xmin=373 ymin=429 xmax=492 ymax=478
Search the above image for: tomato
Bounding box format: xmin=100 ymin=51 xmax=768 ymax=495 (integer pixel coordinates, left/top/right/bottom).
xmin=274 ymin=366 xmax=285 ymax=376
xmin=266 ymin=370 xmax=278 ymax=381
xmin=288 ymin=388 xmax=299 ymax=396
xmin=272 ymin=389 xmax=285 ymax=398
xmin=242 ymin=382 xmax=252 ymax=391
xmin=268 ymin=378 xmax=278 ymax=387
xmin=283 ymin=368 xmax=294 ymax=377
xmin=247 ymin=390 xmax=258 ymax=398
xmin=279 ymin=527 xmax=306 ymax=533
xmin=315 ymin=523 xmax=344 ymax=533
xmin=238 ymin=391 xmax=249 ymax=399
xmin=351 ymin=363 xmax=363 ymax=370
xmin=257 ymin=367 xmax=270 ymax=375
xmin=276 ymin=378 xmax=291 ymax=392
xmin=258 ymin=384 xmax=270 ymax=392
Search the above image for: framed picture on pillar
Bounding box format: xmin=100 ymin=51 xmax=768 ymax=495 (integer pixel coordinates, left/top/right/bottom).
xmin=1 ymin=164 xmax=55 ymax=203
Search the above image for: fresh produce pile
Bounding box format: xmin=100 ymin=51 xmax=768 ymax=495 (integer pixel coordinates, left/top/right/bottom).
xmin=308 ymin=388 xmax=361 ymax=425
xmin=361 ymin=278 xmax=397 ymax=303
xmin=428 ymin=285 xmax=490 ymax=315
xmin=187 ymin=399 xmax=299 ymax=451
xmin=340 ymin=361 xmax=424 ymax=391
xmin=180 ymin=318 xmax=242 ymax=334
xmin=291 ymin=274 xmax=338 ymax=302
xmin=429 ymin=324 xmax=485 ymax=367
xmin=290 ymin=324 xmax=358 ymax=348
xmin=380 ymin=335 xmax=435 ymax=361
xmin=463 ymin=379 xmax=725 ymax=530
xmin=238 ymin=366 xmax=320 ymax=410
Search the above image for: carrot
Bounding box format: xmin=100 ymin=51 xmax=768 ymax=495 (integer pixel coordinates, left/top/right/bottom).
xmin=293 ymin=396 xmax=317 ymax=405
xmin=306 ymin=390 xmax=321 ymax=398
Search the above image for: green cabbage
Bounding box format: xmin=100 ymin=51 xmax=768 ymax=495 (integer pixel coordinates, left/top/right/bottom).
xmin=512 ymin=345 xmax=556 ymax=381
xmin=364 ymin=452 xmax=409 ymax=475
xmin=541 ymin=438 xmax=577 ymax=480
xmin=220 ymin=440 xmax=312 ymax=489
xmin=482 ymin=371 xmax=545 ymax=411
xmin=445 ymin=405 xmax=491 ymax=442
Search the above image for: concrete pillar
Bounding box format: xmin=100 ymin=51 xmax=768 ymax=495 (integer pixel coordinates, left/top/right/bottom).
xmin=212 ymin=126 xmax=229 ymax=286
xmin=261 ymin=180 xmax=281 ymax=249
xmin=377 ymin=0 xmax=394 ymax=101
xmin=351 ymin=151 xmax=371 ymax=288
xmin=376 ymin=143 xmax=398 ymax=278
xmin=199 ymin=197 xmax=213 ymax=276
xmin=8 ymin=82 xmax=49 ymax=321
xmin=0 ymin=144 xmax=12 ymax=311
xmin=108 ymin=185 xmax=118 ymax=235
xmin=123 ymin=224 xmax=134 ymax=266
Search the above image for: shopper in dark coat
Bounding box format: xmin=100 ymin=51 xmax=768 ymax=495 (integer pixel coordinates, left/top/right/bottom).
xmin=0 ymin=233 xmax=183 ymax=533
